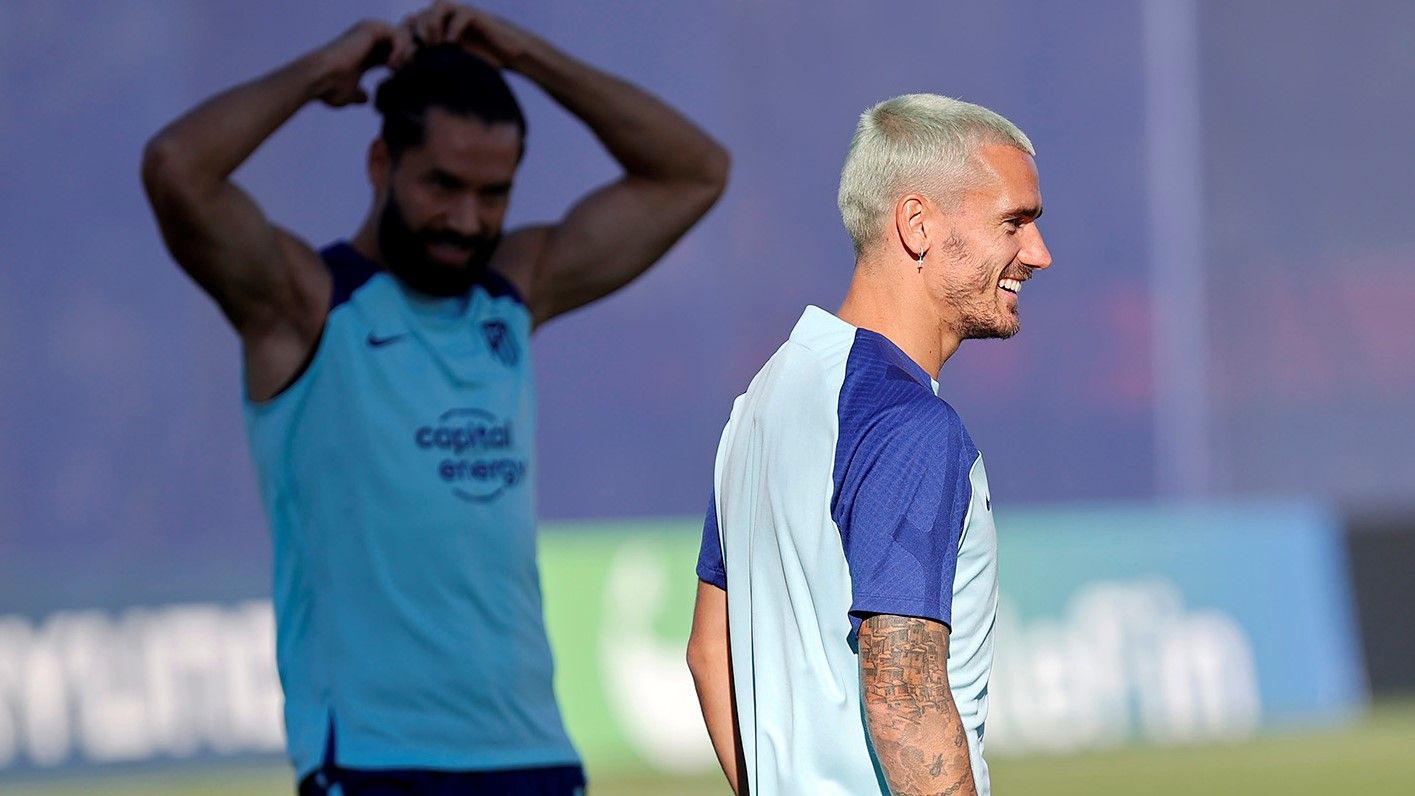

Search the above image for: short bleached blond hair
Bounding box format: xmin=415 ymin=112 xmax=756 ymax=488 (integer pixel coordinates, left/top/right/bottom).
xmin=837 ymin=94 xmax=1034 ymax=255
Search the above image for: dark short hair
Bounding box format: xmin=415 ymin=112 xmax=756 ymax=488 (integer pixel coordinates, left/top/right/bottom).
xmin=374 ymin=44 xmax=527 ymax=161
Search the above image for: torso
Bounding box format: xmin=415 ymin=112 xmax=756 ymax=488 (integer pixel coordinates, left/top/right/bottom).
xmin=708 ymin=305 xmax=998 ymax=795
xmin=244 ymin=243 xmax=577 ymax=777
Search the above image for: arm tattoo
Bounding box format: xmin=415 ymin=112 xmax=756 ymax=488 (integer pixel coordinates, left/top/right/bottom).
xmin=859 ymin=614 xmax=977 ymax=796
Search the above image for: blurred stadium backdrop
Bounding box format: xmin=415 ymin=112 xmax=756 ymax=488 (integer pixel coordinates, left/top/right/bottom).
xmin=2 ymin=0 xmax=1413 ymax=793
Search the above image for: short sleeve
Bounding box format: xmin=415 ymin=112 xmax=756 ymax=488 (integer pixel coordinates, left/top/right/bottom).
xmin=832 ymin=402 xmax=974 ymax=638
xmin=696 ymin=490 xmax=727 ymax=589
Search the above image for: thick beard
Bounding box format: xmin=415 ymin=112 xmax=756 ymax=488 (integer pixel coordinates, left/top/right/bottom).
xmin=377 ymin=191 xmax=500 ymax=297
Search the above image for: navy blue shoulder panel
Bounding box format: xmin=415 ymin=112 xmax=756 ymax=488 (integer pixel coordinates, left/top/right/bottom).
xmin=257 ymin=243 xmax=375 ymax=401
xmin=480 ymin=268 xmax=525 ymax=306
xmin=320 ymin=242 xmax=382 ymax=311
xmin=319 ymin=241 xmax=525 ymax=308
xmin=830 ymin=328 xmax=977 ymax=637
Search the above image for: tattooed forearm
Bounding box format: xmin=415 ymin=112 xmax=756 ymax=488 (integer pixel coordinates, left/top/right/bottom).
xmin=858 ymin=614 xmax=977 ymax=796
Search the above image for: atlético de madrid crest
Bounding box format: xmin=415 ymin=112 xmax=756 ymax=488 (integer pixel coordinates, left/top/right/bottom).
xmin=480 ymin=320 xmax=520 ymax=367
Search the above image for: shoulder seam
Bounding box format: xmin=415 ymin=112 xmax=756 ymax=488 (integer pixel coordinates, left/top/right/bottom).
xmin=322 ymin=243 xmax=382 ymax=312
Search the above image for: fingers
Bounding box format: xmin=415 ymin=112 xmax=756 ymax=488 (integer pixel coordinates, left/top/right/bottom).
xmin=444 ymin=6 xmax=479 ymax=45
xmin=390 ymin=3 xmax=510 ymax=70
xmin=387 ymin=25 xmax=417 ymax=70
xmin=407 ymin=0 xmax=458 ymax=46
xmin=450 ymin=9 xmax=506 ymax=67
xmin=356 ymin=18 xmax=397 ymax=48
xmin=359 ymin=39 xmax=394 ymax=73
xmin=346 ymin=19 xmax=400 ymax=72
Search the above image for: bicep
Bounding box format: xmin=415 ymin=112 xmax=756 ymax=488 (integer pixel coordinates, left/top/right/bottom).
xmin=507 ymin=174 xmax=722 ymax=326
xmin=146 ymin=173 xmax=322 ymax=335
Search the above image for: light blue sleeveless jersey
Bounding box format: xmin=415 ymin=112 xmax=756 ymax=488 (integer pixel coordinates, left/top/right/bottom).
xmin=244 ymin=243 xmax=578 ymax=778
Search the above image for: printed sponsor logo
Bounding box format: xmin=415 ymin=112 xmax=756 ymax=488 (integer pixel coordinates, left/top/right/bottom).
xmin=414 ymin=408 xmax=526 ymax=503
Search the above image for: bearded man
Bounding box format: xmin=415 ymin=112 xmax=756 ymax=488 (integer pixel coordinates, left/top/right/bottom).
xmin=142 ymin=4 xmax=727 ymax=794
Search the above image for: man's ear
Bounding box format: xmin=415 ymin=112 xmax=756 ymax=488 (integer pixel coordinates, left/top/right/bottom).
xmin=894 ymin=193 xmax=931 ymax=259
xmin=368 ymin=138 xmax=392 ymax=194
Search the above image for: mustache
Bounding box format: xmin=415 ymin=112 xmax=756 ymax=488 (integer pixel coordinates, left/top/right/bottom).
xmin=420 ymin=230 xmax=488 ymax=249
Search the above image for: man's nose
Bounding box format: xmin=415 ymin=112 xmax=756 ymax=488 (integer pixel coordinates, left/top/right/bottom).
xmin=1021 ymin=223 xmax=1052 ymax=270
xmin=446 ymin=195 xmax=484 ymax=237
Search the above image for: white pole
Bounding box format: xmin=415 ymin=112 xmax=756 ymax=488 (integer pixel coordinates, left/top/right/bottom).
xmin=1143 ymin=0 xmax=1214 ymax=497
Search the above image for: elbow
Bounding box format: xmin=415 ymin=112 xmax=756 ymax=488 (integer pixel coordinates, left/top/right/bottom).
xmin=140 ymin=135 xmax=176 ymax=199
xmin=140 ymin=133 xmax=194 ymax=202
xmin=685 ymin=635 xmax=707 ymax=680
xmin=698 ymin=142 xmax=731 ymax=202
xmin=677 ymin=143 xmax=730 ymax=218
xmin=685 ymin=631 xmax=718 ymax=683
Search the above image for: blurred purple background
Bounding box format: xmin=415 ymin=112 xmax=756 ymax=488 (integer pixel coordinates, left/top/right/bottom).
xmin=0 ymin=0 xmax=1411 ymax=585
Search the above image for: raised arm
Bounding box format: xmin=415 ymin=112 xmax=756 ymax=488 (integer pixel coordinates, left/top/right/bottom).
xmin=140 ymin=21 xmax=413 ymax=399
xmin=858 ymin=615 xmax=977 ymax=796
xmin=687 ymin=580 xmax=748 ymax=795
xmin=406 ymin=3 xmax=730 ymax=327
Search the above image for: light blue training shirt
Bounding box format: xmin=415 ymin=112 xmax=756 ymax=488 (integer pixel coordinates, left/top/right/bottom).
xmin=245 ymin=243 xmax=578 ymax=778
xmin=698 ymin=305 xmax=999 ymax=795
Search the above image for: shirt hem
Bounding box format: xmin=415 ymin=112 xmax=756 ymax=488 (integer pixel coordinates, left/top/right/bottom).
xmin=296 ymin=746 xmax=581 ymax=779
xmin=850 ymin=595 xmax=951 ymax=628
xmin=696 ymin=563 xmax=727 ymax=590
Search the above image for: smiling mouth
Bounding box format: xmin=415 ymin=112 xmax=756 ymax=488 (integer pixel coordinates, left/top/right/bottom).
xmin=428 ymin=241 xmax=473 ymax=263
xmin=998 ymin=277 xmax=1023 ymax=295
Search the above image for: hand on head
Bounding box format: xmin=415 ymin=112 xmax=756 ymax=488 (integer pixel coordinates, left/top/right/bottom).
xmin=314 ymin=4 xmax=532 ymax=111
xmin=399 ymin=1 xmax=531 ymax=71
xmin=315 ymin=20 xmax=416 ymax=107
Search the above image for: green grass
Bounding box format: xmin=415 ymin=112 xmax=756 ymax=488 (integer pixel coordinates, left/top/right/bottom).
xmin=9 ymin=701 xmax=1415 ymax=795
xmin=987 ymin=700 xmax=1415 ymax=795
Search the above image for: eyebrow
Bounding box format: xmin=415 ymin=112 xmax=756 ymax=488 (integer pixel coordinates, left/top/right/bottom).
xmin=428 ymin=168 xmax=467 ymax=187
xmin=1002 ymin=204 xmax=1044 ymax=221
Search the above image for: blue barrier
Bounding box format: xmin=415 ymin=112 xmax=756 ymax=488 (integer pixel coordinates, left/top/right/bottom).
xmin=987 ymin=502 xmax=1365 ymax=754
xmin=0 ymin=502 xmax=1367 ymax=778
